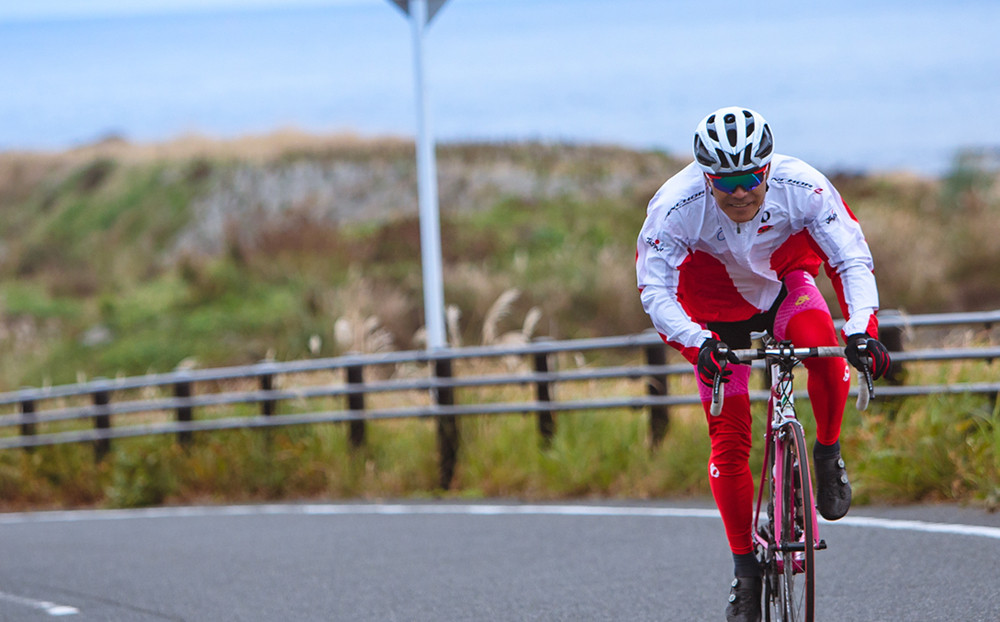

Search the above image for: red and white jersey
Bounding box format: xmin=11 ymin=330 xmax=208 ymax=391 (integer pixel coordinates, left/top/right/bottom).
xmin=636 ymin=154 xmax=879 ymax=363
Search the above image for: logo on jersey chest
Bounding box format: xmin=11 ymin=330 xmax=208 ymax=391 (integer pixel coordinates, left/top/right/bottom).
xmin=715 ymin=210 xmax=779 ymax=240
xmin=755 ymin=212 xmax=774 ymax=235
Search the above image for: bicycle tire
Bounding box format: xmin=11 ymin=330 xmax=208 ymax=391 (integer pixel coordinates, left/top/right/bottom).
xmin=778 ymin=422 xmax=815 ymax=621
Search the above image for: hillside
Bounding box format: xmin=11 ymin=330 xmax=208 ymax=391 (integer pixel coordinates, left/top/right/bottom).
xmin=0 ymin=132 xmax=997 ymax=390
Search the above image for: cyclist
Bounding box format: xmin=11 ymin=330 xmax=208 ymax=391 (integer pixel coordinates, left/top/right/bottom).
xmin=635 ymin=106 xmax=891 ymax=622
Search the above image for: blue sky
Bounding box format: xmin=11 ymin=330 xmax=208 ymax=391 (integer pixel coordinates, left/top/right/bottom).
xmin=0 ymin=0 xmax=369 ymax=21
xmin=3 ymin=0 xmax=997 ymax=173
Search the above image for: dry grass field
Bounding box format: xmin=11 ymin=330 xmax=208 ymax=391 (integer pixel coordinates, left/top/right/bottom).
xmin=0 ymin=133 xmax=997 ymax=510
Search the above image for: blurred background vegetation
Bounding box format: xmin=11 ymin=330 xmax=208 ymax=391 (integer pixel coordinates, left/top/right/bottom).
xmin=2 ymin=134 xmax=998 ymax=387
xmin=0 ymin=134 xmax=997 ymax=510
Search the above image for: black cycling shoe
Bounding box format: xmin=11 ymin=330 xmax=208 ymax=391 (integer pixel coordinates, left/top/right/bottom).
xmin=814 ymin=452 xmax=852 ymax=520
xmin=725 ymin=576 xmax=762 ymax=622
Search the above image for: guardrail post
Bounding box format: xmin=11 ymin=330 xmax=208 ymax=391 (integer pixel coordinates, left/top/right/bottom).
xmin=174 ymin=373 xmax=193 ymax=447
xmin=92 ymin=379 xmax=111 ymax=462
xmin=346 ymin=363 xmax=367 ymax=449
xmin=259 ymin=364 xmax=277 ymax=417
xmin=19 ymin=389 xmax=36 ymax=452
xmin=880 ymin=311 xmax=906 ymax=385
xmin=532 ymin=342 xmax=556 ymax=448
xmin=434 ymin=357 xmax=459 ymax=490
xmin=644 ymin=343 xmax=669 ymax=447
xmin=982 ymin=319 xmax=998 ymax=412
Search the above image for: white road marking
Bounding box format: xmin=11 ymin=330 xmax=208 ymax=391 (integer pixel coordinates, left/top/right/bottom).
xmin=0 ymin=503 xmax=998 ymax=541
xmin=831 ymin=515 xmax=1000 ymax=540
xmin=0 ymin=590 xmax=79 ymax=616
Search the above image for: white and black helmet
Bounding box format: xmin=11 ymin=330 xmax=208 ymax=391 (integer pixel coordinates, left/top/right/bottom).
xmin=693 ymin=107 xmax=774 ymax=174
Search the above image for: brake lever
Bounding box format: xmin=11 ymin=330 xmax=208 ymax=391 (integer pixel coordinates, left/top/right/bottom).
xmin=709 ymin=345 xmax=728 ymax=417
xmin=855 ymin=341 xmax=874 ymax=411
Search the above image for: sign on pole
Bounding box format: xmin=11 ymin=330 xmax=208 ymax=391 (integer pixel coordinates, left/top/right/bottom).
xmin=389 ymin=0 xmax=449 ymax=23
xmin=385 ymin=0 xmax=451 ymax=351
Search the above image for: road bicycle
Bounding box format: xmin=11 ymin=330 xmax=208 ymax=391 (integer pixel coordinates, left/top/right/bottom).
xmin=710 ymin=336 xmax=873 ymax=622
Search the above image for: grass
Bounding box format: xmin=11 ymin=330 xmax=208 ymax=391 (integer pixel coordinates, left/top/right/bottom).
xmin=848 ymin=392 xmax=1000 ymax=506
xmin=0 ymin=134 xmax=997 ymax=510
xmin=0 ymin=354 xmax=995 ymax=512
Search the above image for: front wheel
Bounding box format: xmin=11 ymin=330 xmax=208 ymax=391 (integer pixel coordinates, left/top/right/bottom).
xmin=776 ymin=422 xmax=815 ymax=621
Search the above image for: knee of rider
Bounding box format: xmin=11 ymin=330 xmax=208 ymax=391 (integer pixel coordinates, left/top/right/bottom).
xmin=778 ymin=307 xmax=837 ymax=346
xmin=773 ymin=277 xmax=832 ymax=342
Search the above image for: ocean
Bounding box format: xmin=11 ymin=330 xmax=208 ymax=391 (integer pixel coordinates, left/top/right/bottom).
xmin=2 ymin=0 xmax=999 ymax=176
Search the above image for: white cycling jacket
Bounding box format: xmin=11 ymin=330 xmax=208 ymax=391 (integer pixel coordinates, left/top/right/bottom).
xmin=636 ymin=154 xmax=879 ymax=363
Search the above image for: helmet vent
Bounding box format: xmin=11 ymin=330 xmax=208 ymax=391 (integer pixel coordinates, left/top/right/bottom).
xmin=724 ymin=113 xmax=738 ymax=147
xmin=716 ymin=148 xmax=734 ymax=169
xmin=694 ymin=136 xmax=715 ymax=166
xmin=754 ymin=126 xmax=774 ymax=160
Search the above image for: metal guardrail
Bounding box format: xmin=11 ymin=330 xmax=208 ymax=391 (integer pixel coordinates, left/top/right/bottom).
xmin=1 ymin=310 xmax=998 ymax=488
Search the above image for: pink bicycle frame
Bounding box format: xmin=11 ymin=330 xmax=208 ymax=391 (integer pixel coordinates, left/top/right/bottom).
xmin=751 ymin=358 xmax=818 ymax=573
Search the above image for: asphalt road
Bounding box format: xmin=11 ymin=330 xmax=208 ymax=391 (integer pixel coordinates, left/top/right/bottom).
xmin=0 ymin=501 xmax=998 ymax=621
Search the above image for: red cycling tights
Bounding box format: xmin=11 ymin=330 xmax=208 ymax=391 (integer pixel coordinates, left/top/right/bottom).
xmin=698 ymin=273 xmax=850 ymax=554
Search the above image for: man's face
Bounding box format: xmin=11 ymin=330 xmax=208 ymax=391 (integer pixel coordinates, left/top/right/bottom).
xmin=706 ymin=166 xmax=769 ymax=223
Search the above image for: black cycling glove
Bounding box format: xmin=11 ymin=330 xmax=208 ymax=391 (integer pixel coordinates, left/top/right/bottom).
xmin=845 ymin=333 xmax=891 ymax=380
xmin=696 ymin=338 xmax=741 ymax=388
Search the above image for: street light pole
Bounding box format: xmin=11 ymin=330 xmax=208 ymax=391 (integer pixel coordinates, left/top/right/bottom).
xmin=389 ymin=0 xmax=449 ymax=351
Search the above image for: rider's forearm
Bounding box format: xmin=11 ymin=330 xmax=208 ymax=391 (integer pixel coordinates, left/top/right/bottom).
xmin=639 ymin=284 xmax=712 ymax=363
xmin=831 ymin=257 xmax=880 ymax=338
